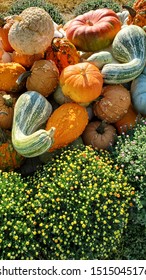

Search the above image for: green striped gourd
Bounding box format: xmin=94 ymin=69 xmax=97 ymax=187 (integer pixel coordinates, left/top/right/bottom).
xmin=12 ymin=91 xmax=55 ymax=157
xmin=86 ymin=51 xmax=114 ymax=69
xmin=101 ymin=25 xmax=146 ymax=84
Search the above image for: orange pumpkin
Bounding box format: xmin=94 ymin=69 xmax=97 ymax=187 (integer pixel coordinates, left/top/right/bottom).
xmin=45 ymin=37 xmax=80 ymax=73
xmin=0 ymin=91 xmax=16 ymax=129
xmin=59 ymin=62 xmax=103 ymax=103
xmin=0 ymin=16 xmax=14 ymax=52
xmin=11 ymin=51 xmax=44 ymax=68
xmin=114 ymin=104 xmax=139 ymax=134
xmin=45 ymin=102 xmax=88 ymax=152
xmin=93 ymin=84 xmax=131 ymax=123
xmin=124 ymin=0 xmax=146 ymax=29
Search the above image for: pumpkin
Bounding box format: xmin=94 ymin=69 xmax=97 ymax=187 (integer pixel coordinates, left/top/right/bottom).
xmin=11 ymin=51 xmax=44 ymax=68
xmin=0 ymin=15 xmax=14 ymax=52
xmin=82 ymin=120 xmax=116 ymax=150
xmin=130 ymin=66 xmax=146 ymax=115
xmin=64 ymin=8 xmax=121 ymax=52
xmin=0 ymin=62 xmax=26 ymax=93
xmin=17 ymin=60 xmax=59 ymax=97
xmin=93 ymin=84 xmax=131 ymax=123
xmin=101 ymin=25 xmax=146 ymax=84
xmin=123 ymin=0 xmax=146 ymax=29
xmin=0 ymin=91 xmax=16 ymax=129
xmin=59 ymin=62 xmax=103 ymax=103
xmin=8 ymin=7 xmax=54 ymax=55
xmin=45 ymin=37 xmax=80 ymax=73
xmin=45 ymin=102 xmax=89 ymax=152
xmin=0 ymin=128 xmax=24 ymax=171
xmin=12 ymin=91 xmax=55 ymax=157
xmin=114 ymin=104 xmax=138 ymax=134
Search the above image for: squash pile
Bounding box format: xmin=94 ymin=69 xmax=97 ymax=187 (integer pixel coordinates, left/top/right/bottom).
xmin=0 ymin=3 xmax=146 ymax=171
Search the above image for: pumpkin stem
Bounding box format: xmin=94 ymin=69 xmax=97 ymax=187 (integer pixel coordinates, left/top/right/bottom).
xmin=122 ymin=5 xmax=136 ymax=18
xmin=3 ymin=94 xmax=13 ymax=107
xmin=16 ymin=70 xmax=31 ymax=85
xmin=0 ymin=17 xmax=6 ymax=27
xmin=0 ymin=128 xmax=8 ymax=144
xmin=96 ymin=120 xmax=107 ymax=134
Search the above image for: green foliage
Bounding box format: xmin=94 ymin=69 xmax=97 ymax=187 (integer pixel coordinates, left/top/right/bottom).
xmin=74 ymin=0 xmax=122 ymax=16
xmin=29 ymin=145 xmax=134 ymax=260
xmin=6 ymin=0 xmax=65 ymax=24
xmin=0 ymin=171 xmax=39 ymax=260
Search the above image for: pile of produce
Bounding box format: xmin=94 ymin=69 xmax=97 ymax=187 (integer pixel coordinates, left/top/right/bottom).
xmin=0 ymin=0 xmax=146 ymax=260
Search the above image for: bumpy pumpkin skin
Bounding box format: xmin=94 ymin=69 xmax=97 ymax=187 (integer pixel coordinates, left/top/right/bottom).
xmin=45 ymin=102 xmax=89 ymax=152
xmin=114 ymin=104 xmax=138 ymax=134
xmin=26 ymin=60 xmax=59 ymax=97
xmin=82 ymin=120 xmax=116 ymax=150
xmin=8 ymin=7 xmax=54 ymax=55
xmin=0 ymin=62 xmax=26 ymax=93
xmin=0 ymin=129 xmax=24 ymax=171
xmin=59 ymin=62 xmax=103 ymax=103
xmin=45 ymin=37 xmax=80 ymax=74
xmin=93 ymin=85 xmax=131 ymax=123
xmin=65 ymin=8 xmax=121 ymax=52
xmin=0 ymin=91 xmax=16 ymax=129
xmin=126 ymin=0 xmax=146 ymax=28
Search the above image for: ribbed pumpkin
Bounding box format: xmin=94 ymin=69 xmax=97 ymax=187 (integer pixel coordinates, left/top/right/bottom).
xmin=0 ymin=128 xmax=24 ymax=171
xmin=0 ymin=91 xmax=16 ymax=129
xmin=0 ymin=62 xmax=26 ymax=93
xmin=59 ymin=62 xmax=103 ymax=103
xmin=45 ymin=37 xmax=80 ymax=74
xmin=93 ymin=84 xmax=131 ymax=123
xmin=124 ymin=0 xmax=146 ymax=29
xmin=45 ymin=102 xmax=89 ymax=152
xmin=0 ymin=16 xmax=14 ymax=52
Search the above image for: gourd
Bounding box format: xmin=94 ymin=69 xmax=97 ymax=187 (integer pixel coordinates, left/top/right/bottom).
xmin=114 ymin=104 xmax=138 ymax=134
xmin=59 ymin=62 xmax=103 ymax=103
xmin=8 ymin=7 xmax=54 ymax=55
xmin=45 ymin=37 xmax=80 ymax=73
xmin=101 ymin=25 xmax=146 ymax=84
xmin=0 ymin=15 xmax=14 ymax=52
xmin=0 ymin=128 xmax=24 ymax=171
xmin=17 ymin=60 xmax=59 ymax=97
xmin=86 ymin=51 xmax=114 ymax=69
xmin=93 ymin=84 xmax=131 ymax=123
xmin=11 ymin=51 xmax=44 ymax=68
xmin=123 ymin=0 xmax=146 ymax=29
xmin=130 ymin=66 xmax=146 ymax=115
xmin=12 ymin=91 xmax=55 ymax=157
xmin=0 ymin=91 xmax=16 ymax=129
xmin=82 ymin=120 xmax=116 ymax=150
xmin=45 ymin=102 xmax=89 ymax=152
xmin=0 ymin=62 xmax=26 ymax=92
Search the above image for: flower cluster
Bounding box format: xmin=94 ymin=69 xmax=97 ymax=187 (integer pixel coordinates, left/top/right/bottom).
xmin=29 ymin=145 xmax=134 ymax=260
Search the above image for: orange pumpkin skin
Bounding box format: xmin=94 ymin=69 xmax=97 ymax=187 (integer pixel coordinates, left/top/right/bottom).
xmin=59 ymin=62 xmax=103 ymax=103
xmin=82 ymin=120 xmax=116 ymax=150
xmin=65 ymin=8 xmax=121 ymax=52
xmin=126 ymin=0 xmax=146 ymax=28
xmin=45 ymin=102 xmax=89 ymax=152
xmin=45 ymin=37 xmax=80 ymax=74
xmin=0 ymin=16 xmax=14 ymax=52
xmin=114 ymin=104 xmax=138 ymax=134
xmin=93 ymin=85 xmax=131 ymax=123
xmin=0 ymin=91 xmax=16 ymax=129
xmin=11 ymin=51 xmax=44 ymax=68
xmin=0 ymin=129 xmax=24 ymax=171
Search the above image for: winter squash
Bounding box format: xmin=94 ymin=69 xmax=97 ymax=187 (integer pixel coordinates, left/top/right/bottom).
xmin=0 ymin=91 xmax=16 ymax=129
xmin=82 ymin=120 xmax=116 ymax=150
xmin=130 ymin=66 xmax=146 ymax=115
xmin=0 ymin=15 xmax=14 ymax=52
xmin=0 ymin=128 xmax=24 ymax=171
xmin=93 ymin=84 xmax=131 ymax=123
xmin=11 ymin=51 xmax=44 ymax=68
xmin=12 ymin=91 xmax=55 ymax=157
xmin=114 ymin=104 xmax=138 ymax=134
xmin=59 ymin=62 xmax=103 ymax=103
xmin=64 ymin=8 xmax=121 ymax=52
xmin=17 ymin=60 xmax=59 ymax=97
xmin=8 ymin=7 xmax=54 ymax=55
xmin=0 ymin=62 xmax=26 ymax=93
xmin=123 ymin=0 xmax=146 ymax=29
xmin=45 ymin=37 xmax=80 ymax=73
xmin=86 ymin=51 xmax=114 ymax=69
xmin=53 ymin=85 xmax=72 ymax=105
xmin=101 ymin=25 xmax=146 ymax=84
xmin=45 ymin=102 xmax=89 ymax=152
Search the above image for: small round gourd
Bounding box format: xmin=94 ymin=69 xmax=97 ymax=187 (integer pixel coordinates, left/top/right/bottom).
xmin=8 ymin=7 xmax=54 ymax=55
xmin=0 ymin=91 xmax=16 ymax=129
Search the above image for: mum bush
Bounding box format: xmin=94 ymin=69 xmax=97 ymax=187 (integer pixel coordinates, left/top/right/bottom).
xmin=29 ymin=145 xmax=135 ymax=260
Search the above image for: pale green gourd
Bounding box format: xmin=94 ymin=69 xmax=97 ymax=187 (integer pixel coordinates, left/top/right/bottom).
xmin=12 ymin=91 xmax=55 ymax=157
